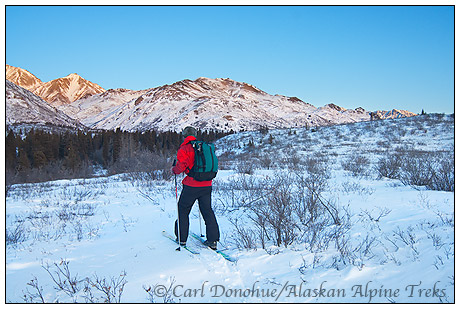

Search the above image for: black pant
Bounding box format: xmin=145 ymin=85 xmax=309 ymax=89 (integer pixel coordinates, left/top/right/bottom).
xmin=174 ymin=185 xmax=220 ymax=243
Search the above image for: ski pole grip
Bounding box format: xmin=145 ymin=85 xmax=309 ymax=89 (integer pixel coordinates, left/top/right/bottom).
xmin=173 ymin=159 xmax=177 ymax=167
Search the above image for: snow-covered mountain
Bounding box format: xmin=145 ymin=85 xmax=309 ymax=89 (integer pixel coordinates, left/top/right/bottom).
xmin=32 ymin=73 xmax=105 ymax=106
xmin=87 ymin=77 xmax=416 ymax=132
xmin=6 ymin=80 xmax=84 ymax=129
xmin=6 ymin=65 xmax=105 ymax=106
xmin=6 ymin=64 xmax=43 ymax=91
xmin=374 ymin=109 xmax=418 ymax=119
xmin=58 ymin=88 xmax=151 ymax=127
xmin=6 ymin=65 xmax=417 ymax=133
xmin=75 ymin=77 xmax=321 ymax=132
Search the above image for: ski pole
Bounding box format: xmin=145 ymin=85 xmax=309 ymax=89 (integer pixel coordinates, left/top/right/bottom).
xmin=199 ymin=209 xmax=204 ymax=237
xmin=173 ymin=159 xmax=181 ymax=251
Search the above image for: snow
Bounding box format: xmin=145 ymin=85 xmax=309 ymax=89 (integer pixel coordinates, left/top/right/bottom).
xmin=58 ymin=88 xmax=150 ymax=126
xmin=5 ymin=80 xmax=83 ymax=129
xmin=5 ymin=115 xmax=454 ymax=303
xmin=63 ymin=77 xmax=415 ymax=133
xmin=7 ymin=67 xmax=417 ymax=133
xmin=31 ymin=73 xmax=105 ymax=106
xmin=6 ymin=65 xmax=43 ymax=92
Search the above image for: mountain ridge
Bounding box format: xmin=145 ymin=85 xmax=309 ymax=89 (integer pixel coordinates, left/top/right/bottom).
xmin=6 ymin=80 xmax=85 ymax=129
xmin=6 ymin=65 xmax=105 ymax=106
xmin=83 ymin=76 xmax=416 ymax=132
xmin=32 ymin=73 xmax=106 ymax=106
xmin=6 ymin=65 xmax=418 ymax=132
xmin=6 ymin=64 xmax=43 ymax=92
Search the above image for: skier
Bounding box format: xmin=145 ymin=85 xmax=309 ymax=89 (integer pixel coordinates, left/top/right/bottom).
xmin=172 ymin=126 xmax=220 ymax=250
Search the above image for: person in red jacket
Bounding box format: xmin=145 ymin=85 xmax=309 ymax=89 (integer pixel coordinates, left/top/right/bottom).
xmin=171 ymin=126 xmax=220 ymax=250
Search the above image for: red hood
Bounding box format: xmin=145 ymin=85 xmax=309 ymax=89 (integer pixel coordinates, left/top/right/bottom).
xmin=181 ymin=135 xmax=197 ymax=147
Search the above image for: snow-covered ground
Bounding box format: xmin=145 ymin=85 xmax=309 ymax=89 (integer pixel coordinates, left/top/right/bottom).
xmin=5 ymin=115 xmax=454 ymax=303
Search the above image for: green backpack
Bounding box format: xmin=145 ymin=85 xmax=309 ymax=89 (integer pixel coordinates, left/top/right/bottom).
xmin=188 ymin=140 xmax=218 ymax=181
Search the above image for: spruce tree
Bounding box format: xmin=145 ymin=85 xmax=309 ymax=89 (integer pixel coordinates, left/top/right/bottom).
xmin=33 ymin=150 xmax=48 ymax=168
xmin=65 ymin=144 xmax=80 ymax=171
xmin=102 ymin=131 xmax=111 ymax=167
xmin=112 ymin=129 xmax=122 ymax=163
xmin=17 ymin=148 xmax=31 ymax=172
xmin=5 ymin=130 xmax=17 ymax=170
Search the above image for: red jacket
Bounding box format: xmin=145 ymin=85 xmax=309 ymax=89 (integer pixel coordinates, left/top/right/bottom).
xmin=172 ymin=136 xmax=212 ymax=187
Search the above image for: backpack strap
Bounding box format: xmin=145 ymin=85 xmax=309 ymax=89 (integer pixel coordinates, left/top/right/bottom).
xmin=183 ymin=140 xmax=194 ymax=174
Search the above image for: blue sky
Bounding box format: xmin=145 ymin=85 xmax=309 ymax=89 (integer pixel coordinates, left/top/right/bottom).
xmin=6 ymin=5 xmax=454 ymax=113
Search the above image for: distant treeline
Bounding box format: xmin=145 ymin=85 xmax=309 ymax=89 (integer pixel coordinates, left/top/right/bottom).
xmin=5 ymin=127 xmax=229 ymax=185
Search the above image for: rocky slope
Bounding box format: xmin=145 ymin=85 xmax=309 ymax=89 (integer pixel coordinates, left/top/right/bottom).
xmin=6 ymin=64 xmax=42 ymax=91
xmin=32 ymin=73 xmax=105 ymax=106
xmin=6 ymin=80 xmax=84 ymax=129
xmin=59 ymin=88 xmax=151 ymax=127
xmin=6 ymin=65 xmax=105 ymax=106
xmin=6 ymin=65 xmax=417 ymax=133
xmin=88 ymin=77 xmax=415 ymax=132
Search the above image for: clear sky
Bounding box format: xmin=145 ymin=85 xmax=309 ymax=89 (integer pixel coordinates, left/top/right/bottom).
xmin=6 ymin=5 xmax=454 ymax=113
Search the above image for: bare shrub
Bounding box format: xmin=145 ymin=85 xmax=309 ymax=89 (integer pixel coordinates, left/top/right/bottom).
xmin=42 ymin=259 xmax=83 ymax=299
xmin=22 ymin=277 xmax=46 ymax=303
xmin=225 ymin=171 xmax=345 ymax=252
xmin=236 ymin=158 xmax=256 ymax=175
xmin=6 ymin=186 xmax=101 ymax=246
xmin=84 ymin=271 xmax=127 ymax=303
xmin=224 ymin=173 xmax=299 ymax=248
xmin=378 ymin=149 xmax=453 ymax=192
xmin=10 ymin=160 xmax=95 ymax=185
xmin=144 ymin=277 xmax=177 ymax=303
xmin=257 ymin=153 xmax=273 ymax=170
xmin=281 ymin=149 xmax=303 ymax=170
xmin=109 ymin=149 xmax=170 ymax=176
xmin=213 ymin=173 xmax=263 ymax=213
xmin=254 ymin=173 xmax=299 ymax=247
xmin=375 ymin=153 xmax=402 ymax=179
xmin=304 ymin=155 xmax=329 ymax=177
xmin=228 ymin=217 xmax=258 ymax=249
xmin=217 ymin=150 xmax=235 ymax=170
xmin=342 ymin=154 xmax=370 ymax=177
xmin=24 ymin=260 xmax=128 ymax=303
xmin=393 ymin=226 xmax=420 ymax=260
xmin=6 ymin=220 xmax=28 ymax=247
xmin=398 ymin=152 xmax=434 ymax=189
xmin=359 ymin=207 xmax=392 ymax=225
xmin=428 ymin=152 xmax=454 ymax=192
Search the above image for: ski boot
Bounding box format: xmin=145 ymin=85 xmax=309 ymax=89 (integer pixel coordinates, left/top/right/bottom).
xmin=175 ymin=238 xmax=186 ymax=246
xmin=204 ymin=240 xmax=217 ymax=250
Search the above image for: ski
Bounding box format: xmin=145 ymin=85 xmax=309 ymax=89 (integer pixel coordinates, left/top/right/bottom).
xmin=190 ymin=232 xmax=236 ymax=262
xmin=162 ymin=230 xmax=199 ymax=255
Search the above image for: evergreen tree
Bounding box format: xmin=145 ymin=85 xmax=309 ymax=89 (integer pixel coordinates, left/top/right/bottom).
xmin=5 ymin=130 xmax=17 ymax=170
xmin=33 ymin=150 xmax=48 ymax=168
xmin=58 ymin=133 xmax=68 ymax=160
xmin=17 ymin=148 xmax=31 ymax=172
xmin=102 ymin=132 xmax=111 ymax=167
xmin=112 ymin=129 xmax=122 ymax=163
xmin=42 ymin=132 xmax=58 ymax=163
xmin=65 ymin=144 xmax=80 ymax=171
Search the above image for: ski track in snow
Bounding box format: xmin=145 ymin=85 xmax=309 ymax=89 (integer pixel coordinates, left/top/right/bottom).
xmin=5 ymin=115 xmax=454 ymax=303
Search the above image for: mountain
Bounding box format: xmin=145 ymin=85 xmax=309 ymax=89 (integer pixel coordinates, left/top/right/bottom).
xmin=87 ymin=77 xmax=319 ymax=132
xmin=58 ymin=88 xmax=151 ymax=127
xmin=84 ymin=77 xmax=416 ymax=132
xmin=6 ymin=65 xmax=105 ymax=106
xmin=32 ymin=73 xmax=105 ymax=106
xmin=6 ymin=65 xmax=417 ymax=132
xmin=374 ymin=109 xmax=418 ymax=119
xmin=6 ymin=80 xmax=84 ymax=129
xmin=6 ymin=64 xmax=43 ymax=91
